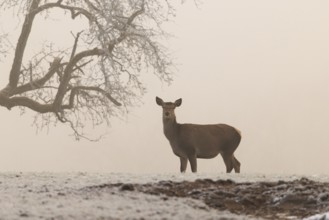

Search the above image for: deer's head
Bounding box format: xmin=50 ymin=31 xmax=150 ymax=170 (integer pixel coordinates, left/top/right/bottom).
xmin=156 ymin=97 xmax=182 ymax=121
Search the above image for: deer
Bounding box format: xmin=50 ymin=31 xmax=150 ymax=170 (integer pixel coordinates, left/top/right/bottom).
xmin=156 ymin=97 xmax=241 ymax=173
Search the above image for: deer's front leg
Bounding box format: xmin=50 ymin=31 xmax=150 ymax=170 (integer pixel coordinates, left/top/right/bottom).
xmin=180 ymin=157 xmax=188 ymax=173
xmin=188 ymin=155 xmax=197 ymax=173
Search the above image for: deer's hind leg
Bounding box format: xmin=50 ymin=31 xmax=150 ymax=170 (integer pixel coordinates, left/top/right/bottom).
xmin=232 ymin=154 xmax=241 ymax=173
xmin=188 ymin=155 xmax=197 ymax=173
xmin=221 ymin=154 xmax=234 ymax=173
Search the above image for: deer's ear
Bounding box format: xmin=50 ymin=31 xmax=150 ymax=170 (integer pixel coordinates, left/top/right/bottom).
xmin=156 ymin=97 xmax=163 ymax=106
xmin=175 ymin=98 xmax=182 ymax=107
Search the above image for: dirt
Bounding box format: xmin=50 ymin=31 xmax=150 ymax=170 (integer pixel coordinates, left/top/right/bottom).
xmin=93 ymin=177 xmax=329 ymax=219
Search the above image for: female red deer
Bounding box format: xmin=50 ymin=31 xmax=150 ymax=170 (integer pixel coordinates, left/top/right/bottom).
xmin=156 ymin=97 xmax=241 ymax=173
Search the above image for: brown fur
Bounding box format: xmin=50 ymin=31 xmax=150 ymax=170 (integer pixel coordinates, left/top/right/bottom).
xmin=156 ymin=97 xmax=241 ymax=173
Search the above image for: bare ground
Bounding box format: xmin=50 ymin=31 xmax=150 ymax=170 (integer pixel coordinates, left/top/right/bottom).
xmin=89 ymin=177 xmax=329 ymax=220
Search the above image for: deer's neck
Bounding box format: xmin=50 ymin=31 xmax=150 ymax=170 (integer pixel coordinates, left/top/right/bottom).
xmin=163 ymin=118 xmax=179 ymax=141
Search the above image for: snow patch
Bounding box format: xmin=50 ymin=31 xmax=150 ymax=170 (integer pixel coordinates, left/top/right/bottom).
xmin=305 ymin=212 xmax=329 ymax=220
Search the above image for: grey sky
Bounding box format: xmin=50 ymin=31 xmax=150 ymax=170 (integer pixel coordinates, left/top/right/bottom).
xmin=0 ymin=0 xmax=328 ymax=174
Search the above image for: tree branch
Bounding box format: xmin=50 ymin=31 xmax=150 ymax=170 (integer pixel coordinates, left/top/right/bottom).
xmin=108 ymin=4 xmax=145 ymax=52
xmin=7 ymin=0 xmax=93 ymax=92
xmin=69 ymin=31 xmax=83 ymax=61
xmin=34 ymin=2 xmax=94 ymax=21
xmin=8 ymin=0 xmax=41 ymax=89
xmin=53 ymin=48 xmax=105 ymax=110
xmin=12 ymin=57 xmax=63 ymax=95
xmin=62 ymin=86 xmax=122 ymax=110
xmin=126 ymin=3 xmax=145 ymax=26
xmin=83 ymin=0 xmax=100 ymax=12
xmin=0 ymin=95 xmax=53 ymax=112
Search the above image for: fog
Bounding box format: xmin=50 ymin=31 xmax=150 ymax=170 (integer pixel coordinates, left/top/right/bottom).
xmin=0 ymin=1 xmax=328 ymax=175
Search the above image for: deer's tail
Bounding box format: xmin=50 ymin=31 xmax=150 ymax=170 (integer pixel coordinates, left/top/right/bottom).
xmin=235 ymin=127 xmax=242 ymax=137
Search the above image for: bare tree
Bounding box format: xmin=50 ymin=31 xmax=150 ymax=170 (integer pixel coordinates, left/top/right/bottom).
xmin=0 ymin=0 xmax=175 ymax=140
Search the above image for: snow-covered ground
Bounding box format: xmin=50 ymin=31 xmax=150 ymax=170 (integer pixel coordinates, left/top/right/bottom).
xmin=0 ymin=172 xmax=328 ymax=219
